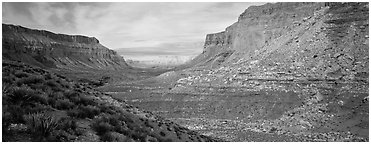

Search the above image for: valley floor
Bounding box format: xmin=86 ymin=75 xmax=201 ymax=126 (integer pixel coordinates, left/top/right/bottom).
xmin=99 ymin=76 xmax=369 ymax=142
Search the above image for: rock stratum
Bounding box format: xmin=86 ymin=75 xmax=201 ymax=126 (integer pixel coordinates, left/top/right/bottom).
xmin=157 ymin=2 xmax=368 ymax=141
xmin=2 ymin=24 xmax=128 ymax=70
xmin=190 ymin=2 xmax=368 ymax=81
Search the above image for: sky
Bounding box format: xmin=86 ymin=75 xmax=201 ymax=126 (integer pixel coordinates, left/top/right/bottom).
xmin=2 ymin=2 xmax=266 ymax=60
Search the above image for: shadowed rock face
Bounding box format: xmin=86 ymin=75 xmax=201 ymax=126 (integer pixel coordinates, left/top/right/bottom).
xmin=2 ymin=24 xmax=128 ymax=70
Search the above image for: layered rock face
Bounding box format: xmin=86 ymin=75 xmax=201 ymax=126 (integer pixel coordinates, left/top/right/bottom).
xmin=171 ymin=2 xmax=368 ymax=141
xmin=192 ymin=2 xmax=368 ymax=81
xmin=2 ymin=24 xmax=128 ymax=70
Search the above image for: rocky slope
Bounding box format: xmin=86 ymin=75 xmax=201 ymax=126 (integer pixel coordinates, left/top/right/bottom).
xmin=2 ymin=24 xmax=128 ymax=70
xmin=163 ymin=2 xmax=368 ymax=141
xmin=2 ymin=60 xmax=221 ymax=142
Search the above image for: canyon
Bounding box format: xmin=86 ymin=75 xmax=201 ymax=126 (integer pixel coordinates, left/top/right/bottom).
xmin=2 ymin=2 xmax=369 ymax=142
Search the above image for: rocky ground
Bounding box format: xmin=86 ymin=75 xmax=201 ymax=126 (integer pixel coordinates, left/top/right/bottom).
xmin=103 ymin=76 xmax=368 ymax=142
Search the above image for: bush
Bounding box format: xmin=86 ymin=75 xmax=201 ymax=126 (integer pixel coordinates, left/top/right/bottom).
xmin=64 ymin=91 xmax=96 ymax=106
xmin=49 ymin=91 xmax=65 ymax=100
xmin=50 ymin=129 xmax=75 ymax=142
xmin=79 ymin=95 xmax=96 ymax=106
xmin=45 ymin=80 xmax=62 ymax=91
xmin=131 ymin=127 xmax=149 ymax=142
xmin=14 ymin=71 xmax=29 ymax=78
xmin=30 ymin=93 xmax=49 ymax=105
xmin=2 ymin=76 xmax=15 ymax=84
xmin=26 ymin=103 xmax=54 ymax=114
xmin=81 ymin=105 xmax=100 ymax=118
xmin=24 ymin=112 xmax=59 ymax=141
xmin=99 ymin=104 xmax=124 ymax=114
xmin=16 ymin=75 xmax=45 ymax=86
xmin=91 ymin=121 xmax=113 ymax=136
xmin=101 ymin=132 xmax=117 ymax=141
xmin=47 ymin=92 xmax=65 ymax=107
xmin=55 ymin=99 xmax=75 ymax=110
xmin=58 ymin=118 xmax=77 ymax=131
xmin=64 ymin=90 xmax=80 ymax=100
xmin=108 ymin=116 xmax=121 ymax=127
xmin=67 ymin=105 xmax=100 ymax=119
xmin=160 ymin=131 xmax=166 ymax=137
xmin=7 ymin=86 xmax=35 ymax=104
xmin=3 ymin=104 xmax=26 ymax=123
xmin=100 ymin=132 xmax=127 ymax=142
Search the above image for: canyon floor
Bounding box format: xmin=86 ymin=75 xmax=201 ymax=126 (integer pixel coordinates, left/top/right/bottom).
xmin=96 ymin=66 xmax=368 ymax=142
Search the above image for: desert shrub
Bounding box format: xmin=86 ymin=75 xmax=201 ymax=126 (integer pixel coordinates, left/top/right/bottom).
xmin=2 ymin=83 xmax=12 ymax=97
xmin=49 ymin=91 xmax=65 ymax=100
xmin=2 ymin=109 xmax=12 ymax=128
xmin=100 ymin=132 xmax=127 ymax=142
xmin=3 ymin=104 xmax=26 ymax=123
xmin=64 ymin=90 xmax=80 ymax=100
xmin=7 ymin=86 xmax=35 ymax=104
xmin=66 ymin=108 xmax=80 ymax=118
xmin=14 ymin=71 xmax=29 ymax=78
xmin=58 ymin=117 xmax=77 ymax=131
xmin=55 ymin=99 xmax=75 ymax=110
xmin=16 ymin=75 xmax=45 ymax=86
xmin=134 ymin=127 xmax=150 ymax=142
xmin=120 ymin=113 xmax=135 ymax=124
xmin=91 ymin=121 xmax=113 ymax=136
xmin=114 ymin=124 xmax=130 ymax=135
xmin=67 ymin=105 xmax=100 ymax=119
xmin=61 ymin=83 xmax=71 ymax=89
xmin=30 ymin=93 xmax=49 ymax=105
xmin=47 ymin=98 xmax=57 ymax=107
xmin=100 ymin=132 xmax=117 ymax=141
xmin=158 ymin=138 xmax=173 ymax=142
xmin=26 ymin=103 xmax=54 ymax=114
xmin=94 ymin=114 xmax=130 ymax=135
xmin=159 ymin=131 xmax=166 ymax=137
xmin=126 ymin=121 xmax=137 ymax=130
xmin=7 ymin=86 xmax=48 ymax=105
xmin=108 ymin=115 xmax=121 ymax=127
xmin=47 ymin=92 xmax=66 ymax=107
xmin=24 ymin=112 xmax=59 ymax=141
xmin=80 ymin=105 xmax=100 ymax=118
xmin=78 ymin=95 xmax=96 ymax=106
xmin=50 ymin=129 xmax=75 ymax=142
xmin=44 ymin=73 xmax=53 ymax=80
xmin=29 ymin=83 xmax=49 ymax=91
xmin=64 ymin=91 xmax=96 ymax=106
xmin=99 ymin=105 xmax=117 ymax=114
xmin=2 ymin=76 xmax=15 ymax=84
xmin=98 ymin=76 xmax=111 ymax=86
xmin=56 ymin=74 xmax=66 ymax=79
xmin=45 ymin=80 xmax=62 ymax=91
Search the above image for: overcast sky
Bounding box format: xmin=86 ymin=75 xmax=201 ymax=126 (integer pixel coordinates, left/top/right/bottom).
xmin=2 ymin=2 xmax=265 ymax=59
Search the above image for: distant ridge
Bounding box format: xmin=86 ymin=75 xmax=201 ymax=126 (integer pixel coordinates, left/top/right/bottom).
xmin=2 ymin=23 xmax=129 ymax=70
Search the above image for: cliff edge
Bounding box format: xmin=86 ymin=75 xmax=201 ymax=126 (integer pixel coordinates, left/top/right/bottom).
xmin=2 ymin=24 xmax=129 ymax=70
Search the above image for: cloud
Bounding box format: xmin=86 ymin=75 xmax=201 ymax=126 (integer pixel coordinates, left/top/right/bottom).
xmin=2 ymin=3 xmax=36 ymax=23
xmin=3 ymin=2 xmax=265 ymax=59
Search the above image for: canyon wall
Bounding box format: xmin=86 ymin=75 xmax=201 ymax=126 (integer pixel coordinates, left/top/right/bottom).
xmin=2 ymin=24 xmax=128 ymax=70
xmin=191 ymin=2 xmax=368 ymax=81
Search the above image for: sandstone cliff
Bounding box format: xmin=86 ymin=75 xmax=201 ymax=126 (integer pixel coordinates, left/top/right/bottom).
xmin=2 ymin=24 xmax=128 ymax=70
xmin=190 ymin=2 xmax=368 ymax=81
